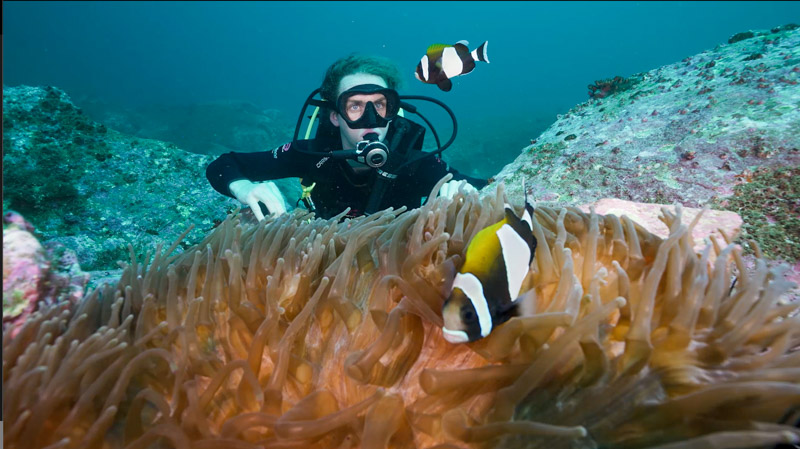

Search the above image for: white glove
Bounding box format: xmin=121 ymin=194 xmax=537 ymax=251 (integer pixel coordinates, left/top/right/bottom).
xmin=228 ymin=179 xmax=287 ymax=221
xmin=438 ymin=179 xmax=477 ymax=199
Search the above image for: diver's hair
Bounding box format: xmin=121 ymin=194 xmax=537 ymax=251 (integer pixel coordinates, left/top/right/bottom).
xmin=320 ymin=53 xmax=404 ymax=102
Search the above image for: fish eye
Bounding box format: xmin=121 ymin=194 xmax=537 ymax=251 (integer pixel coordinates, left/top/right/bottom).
xmin=461 ymin=308 xmax=475 ymax=323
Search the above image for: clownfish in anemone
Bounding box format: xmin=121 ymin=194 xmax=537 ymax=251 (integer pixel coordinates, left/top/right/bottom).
xmin=442 ymin=197 xmax=537 ymax=343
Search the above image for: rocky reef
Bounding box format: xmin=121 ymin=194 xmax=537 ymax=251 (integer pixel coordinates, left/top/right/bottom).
xmin=488 ymin=25 xmax=800 ymax=269
xmin=2 ymin=85 xmax=301 ymax=273
xmin=2 ymin=211 xmax=88 ymax=337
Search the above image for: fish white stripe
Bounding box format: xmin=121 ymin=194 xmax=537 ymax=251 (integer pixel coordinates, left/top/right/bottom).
xmin=506 ymin=201 xmax=534 ymax=230
xmin=497 ymin=224 xmax=531 ymax=301
xmin=442 ymin=327 xmax=469 ymax=343
xmin=421 ymin=55 xmax=430 ymax=81
xmin=441 ymin=47 xmax=464 ymax=79
xmin=452 ymin=272 xmax=492 ymax=337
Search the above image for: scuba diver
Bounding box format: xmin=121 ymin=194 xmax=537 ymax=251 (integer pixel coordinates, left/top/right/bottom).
xmin=206 ymin=54 xmax=488 ymax=221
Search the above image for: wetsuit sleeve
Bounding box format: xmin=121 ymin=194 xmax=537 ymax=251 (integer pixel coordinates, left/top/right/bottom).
xmin=206 ymin=143 xmax=306 ymax=198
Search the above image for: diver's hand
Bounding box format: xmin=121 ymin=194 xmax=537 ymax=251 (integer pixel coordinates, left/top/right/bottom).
xmin=228 ymin=179 xmax=287 ymax=221
xmin=438 ymin=180 xmax=477 ymax=199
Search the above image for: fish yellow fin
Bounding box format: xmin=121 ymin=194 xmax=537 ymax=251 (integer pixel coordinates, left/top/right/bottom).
xmin=426 ymin=43 xmax=449 ymax=55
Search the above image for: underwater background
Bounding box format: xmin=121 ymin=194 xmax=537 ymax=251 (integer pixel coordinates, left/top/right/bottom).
xmin=4 ymin=1 xmax=800 ymax=178
xmin=5 ymin=2 xmax=800 ymax=448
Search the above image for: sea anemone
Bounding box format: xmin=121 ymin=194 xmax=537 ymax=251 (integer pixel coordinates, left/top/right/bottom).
xmin=3 ymin=176 xmax=799 ymax=448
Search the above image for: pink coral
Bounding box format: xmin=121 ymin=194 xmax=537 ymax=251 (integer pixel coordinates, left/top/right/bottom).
xmin=3 ymin=225 xmax=50 ymax=337
xmin=2 ymin=212 xmax=88 ymax=338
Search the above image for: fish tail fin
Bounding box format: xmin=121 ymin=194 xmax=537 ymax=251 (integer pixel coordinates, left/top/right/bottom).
xmin=471 ymin=41 xmax=489 ymax=63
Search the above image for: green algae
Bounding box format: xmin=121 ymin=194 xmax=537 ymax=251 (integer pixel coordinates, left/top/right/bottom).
xmin=655 ymin=172 xmax=681 ymax=190
xmin=714 ymin=166 xmax=800 ymax=261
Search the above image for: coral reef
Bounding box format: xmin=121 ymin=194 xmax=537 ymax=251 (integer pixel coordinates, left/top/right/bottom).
xmin=4 ymin=178 xmax=798 ymax=448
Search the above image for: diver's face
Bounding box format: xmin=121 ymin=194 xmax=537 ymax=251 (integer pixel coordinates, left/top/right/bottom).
xmin=330 ymin=73 xmax=390 ymax=150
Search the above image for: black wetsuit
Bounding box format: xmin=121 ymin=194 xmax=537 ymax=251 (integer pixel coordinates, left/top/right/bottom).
xmin=206 ymin=117 xmax=488 ymax=219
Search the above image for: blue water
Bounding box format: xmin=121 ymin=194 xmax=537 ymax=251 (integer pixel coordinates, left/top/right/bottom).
xmin=4 ymin=1 xmax=800 ymax=176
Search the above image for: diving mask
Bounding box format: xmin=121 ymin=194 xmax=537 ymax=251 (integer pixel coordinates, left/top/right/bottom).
xmin=335 ymin=84 xmax=400 ymax=129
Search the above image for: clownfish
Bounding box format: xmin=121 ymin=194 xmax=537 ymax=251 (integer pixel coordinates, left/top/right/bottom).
xmin=415 ymin=40 xmax=489 ymax=92
xmin=441 ymin=199 xmax=537 ymax=343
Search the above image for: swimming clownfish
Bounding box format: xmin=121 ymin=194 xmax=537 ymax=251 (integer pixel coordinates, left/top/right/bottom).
xmin=441 ymin=199 xmax=537 ymax=344
xmin=415 ymin=40 xmax=489 ymax=92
